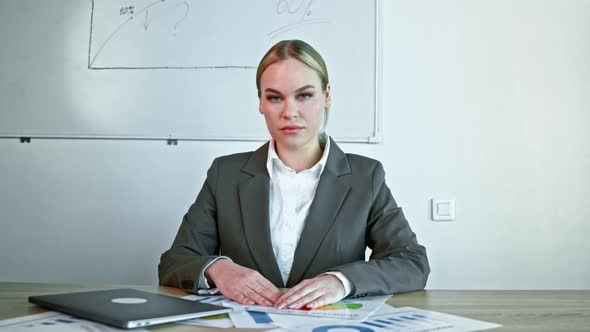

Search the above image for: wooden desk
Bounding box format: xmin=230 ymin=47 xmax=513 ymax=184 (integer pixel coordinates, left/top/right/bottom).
xmin=1 ymin=283 xmax=589 ymax=331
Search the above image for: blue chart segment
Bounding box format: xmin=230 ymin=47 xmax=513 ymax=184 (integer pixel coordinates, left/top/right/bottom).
xmin=247 ymin=311 xmax=273 ymax=324
xmin=192 ymin=296 xmax=226 ymax=304
xmin=312 ymin=326 xmax=374 ymax=332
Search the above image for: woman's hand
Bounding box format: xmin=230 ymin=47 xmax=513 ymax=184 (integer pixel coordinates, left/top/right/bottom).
xmin=205 ymin=259 xmax=282 ymax=306
xmin=274 ymin=274 xmax=345 ymax=309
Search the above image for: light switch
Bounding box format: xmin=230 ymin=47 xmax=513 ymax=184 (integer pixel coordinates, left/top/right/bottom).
xmin=432 ymin=199 xmax=455 ymax=221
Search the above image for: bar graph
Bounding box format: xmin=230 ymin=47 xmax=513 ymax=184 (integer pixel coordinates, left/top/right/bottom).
xmin=359 ymin=312 xmax=447 ymax=330
xmin=296 ymin=308 xmax=451 ymax=332
xmin=294 ymin=306 xmax=503 ymax=332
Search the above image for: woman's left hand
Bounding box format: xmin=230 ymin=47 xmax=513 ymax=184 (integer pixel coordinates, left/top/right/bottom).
xmin=273 ymin=274 xmax=345 ymax=309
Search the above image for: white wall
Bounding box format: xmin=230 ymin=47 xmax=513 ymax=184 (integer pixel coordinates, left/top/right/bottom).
xmin=1 ymin=0 xmax=589 ymax=289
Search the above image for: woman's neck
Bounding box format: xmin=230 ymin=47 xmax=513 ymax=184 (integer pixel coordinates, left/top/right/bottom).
xmin=275 ymin=139 xmax=323 ymax=173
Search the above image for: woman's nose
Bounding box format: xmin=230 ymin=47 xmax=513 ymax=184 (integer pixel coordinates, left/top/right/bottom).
xmin=281 ymin=99 xmax=298 ymax=118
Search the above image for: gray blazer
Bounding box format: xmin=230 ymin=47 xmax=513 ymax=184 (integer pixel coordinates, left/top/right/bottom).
xmin=158 ymin=138 xmax=429 ymax=296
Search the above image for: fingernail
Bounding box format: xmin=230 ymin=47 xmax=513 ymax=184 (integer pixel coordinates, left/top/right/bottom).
xmin=288 ymin=303 xmax=298 ymax=309
xmin=263 ymin=300 xmax=272 ymax=306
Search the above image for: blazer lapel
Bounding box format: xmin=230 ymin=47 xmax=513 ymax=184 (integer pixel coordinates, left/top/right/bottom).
xmin=238 ymin=142 xmax=284 ymax=287
xmin=287 ymin=139 xmax=351 ymax=287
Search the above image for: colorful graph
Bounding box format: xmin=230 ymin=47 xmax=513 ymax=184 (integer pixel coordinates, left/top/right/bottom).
xmin=297 ymin=302 xmax=363 ymax=311
xmin=311 ymin=313 xmax=448 ymax=332
xmin=290 ymin=306 xmax=504 ymax=332
xmin=316 ymin=303 xmax=363 ymax=310
xmin=199 ymin=313 xmax=230 ymax=320
xmin=302 ymin=312 xmax=447 ymax=332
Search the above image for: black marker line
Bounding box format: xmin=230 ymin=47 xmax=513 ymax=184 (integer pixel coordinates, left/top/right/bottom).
xmin=89 ymin=0 xmax=168 ymax=67
xmin=88 ymin=65 xmax=256 ymax=70
xmin=87 ymin=0 xmax=94 ymax=69
xmin=268 ymin=19 xmax=329 ymax=39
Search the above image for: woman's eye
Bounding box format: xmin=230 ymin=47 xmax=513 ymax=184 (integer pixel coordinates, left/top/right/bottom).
xmin=297 ymin=93 xmax=313 ymax=100
xmin=267 ymin=95 xmax=281 ymax=102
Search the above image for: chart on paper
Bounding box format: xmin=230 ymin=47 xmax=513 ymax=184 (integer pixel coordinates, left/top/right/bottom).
xmin=275 ymin=306 xmax=502 ymax=332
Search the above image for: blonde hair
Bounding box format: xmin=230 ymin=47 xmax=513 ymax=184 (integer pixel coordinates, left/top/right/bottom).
xmin=256 ymin=40 xmax=330 ymax=133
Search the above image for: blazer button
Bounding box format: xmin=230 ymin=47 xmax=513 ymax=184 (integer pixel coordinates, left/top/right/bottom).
xmin=181 ymin=280 xmax=194 ymax=290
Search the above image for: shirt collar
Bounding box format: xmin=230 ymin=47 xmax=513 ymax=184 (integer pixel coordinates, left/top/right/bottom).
xmin=266 ymin=133 xmax=331 ymax=179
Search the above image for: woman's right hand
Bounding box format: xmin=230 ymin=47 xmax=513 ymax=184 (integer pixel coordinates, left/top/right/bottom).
xmin=205 ymin=259 xmax=282 ymax=306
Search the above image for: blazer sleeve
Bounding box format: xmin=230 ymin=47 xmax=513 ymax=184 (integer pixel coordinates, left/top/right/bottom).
xmin=330 ymin=162 xmax=430 ymax=296
xmin=158 ymin=158 xmax=222 ymax=293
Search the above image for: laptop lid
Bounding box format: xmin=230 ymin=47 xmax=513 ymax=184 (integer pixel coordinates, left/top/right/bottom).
xmin=29 ymin=288 xmax=232 ymax=329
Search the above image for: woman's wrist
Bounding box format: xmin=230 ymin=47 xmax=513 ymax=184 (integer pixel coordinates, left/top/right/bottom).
xmin=204 ymin=258 xmax=231 ymax=284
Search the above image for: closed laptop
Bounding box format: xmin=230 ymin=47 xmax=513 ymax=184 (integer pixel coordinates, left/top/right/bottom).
xmin=29 ymin=288 xmax=232 ymax=329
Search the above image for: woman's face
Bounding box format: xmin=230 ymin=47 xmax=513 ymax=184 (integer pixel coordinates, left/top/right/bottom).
xmin=259 ymin=58 xmax=330 ymax=153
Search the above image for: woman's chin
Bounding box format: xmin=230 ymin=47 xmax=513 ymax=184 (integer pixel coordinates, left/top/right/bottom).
xmin=274 ymin=136 xmax=309 ymax=151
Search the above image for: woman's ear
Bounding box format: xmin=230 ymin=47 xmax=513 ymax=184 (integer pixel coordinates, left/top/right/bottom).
xmin=325 ymin=83 xmax=332 ymax=108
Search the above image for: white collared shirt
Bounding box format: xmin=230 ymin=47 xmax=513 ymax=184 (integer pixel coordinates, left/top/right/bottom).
xmin=266 ymin=135 xmax=351 ymax=295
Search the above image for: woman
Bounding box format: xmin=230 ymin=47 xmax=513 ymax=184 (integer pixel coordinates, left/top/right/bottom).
xmin=159 ymin=40 xmax=429 ymax=310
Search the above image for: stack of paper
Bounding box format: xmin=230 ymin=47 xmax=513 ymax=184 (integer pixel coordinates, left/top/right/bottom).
xmin=180 ymin=295 xmax=502 ymax=332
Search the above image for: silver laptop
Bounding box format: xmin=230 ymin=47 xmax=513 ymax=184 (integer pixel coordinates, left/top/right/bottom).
xmin=29 ymin=288 xmax=232 ymax=329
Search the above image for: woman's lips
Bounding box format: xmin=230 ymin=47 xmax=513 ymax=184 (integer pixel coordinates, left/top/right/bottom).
xmin=281 ymin=126 xmax=303 ymax=133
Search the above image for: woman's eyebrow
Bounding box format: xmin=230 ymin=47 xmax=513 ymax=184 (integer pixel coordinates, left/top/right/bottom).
xmin=264 ymin=85 xmax=316 ymax=94
xmin=295 ymin=85 xmax=316 ymax=92
xmin=264 ymin=88 xmax=282 ymax=94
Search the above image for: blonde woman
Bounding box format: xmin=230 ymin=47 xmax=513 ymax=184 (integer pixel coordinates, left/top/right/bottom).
xmin=159 ymin=40 xmax=429 ymax=310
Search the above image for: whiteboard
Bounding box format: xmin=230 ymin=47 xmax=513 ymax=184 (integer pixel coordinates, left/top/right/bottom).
xmin=0 ymin=0 xmax=382 ymax=142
